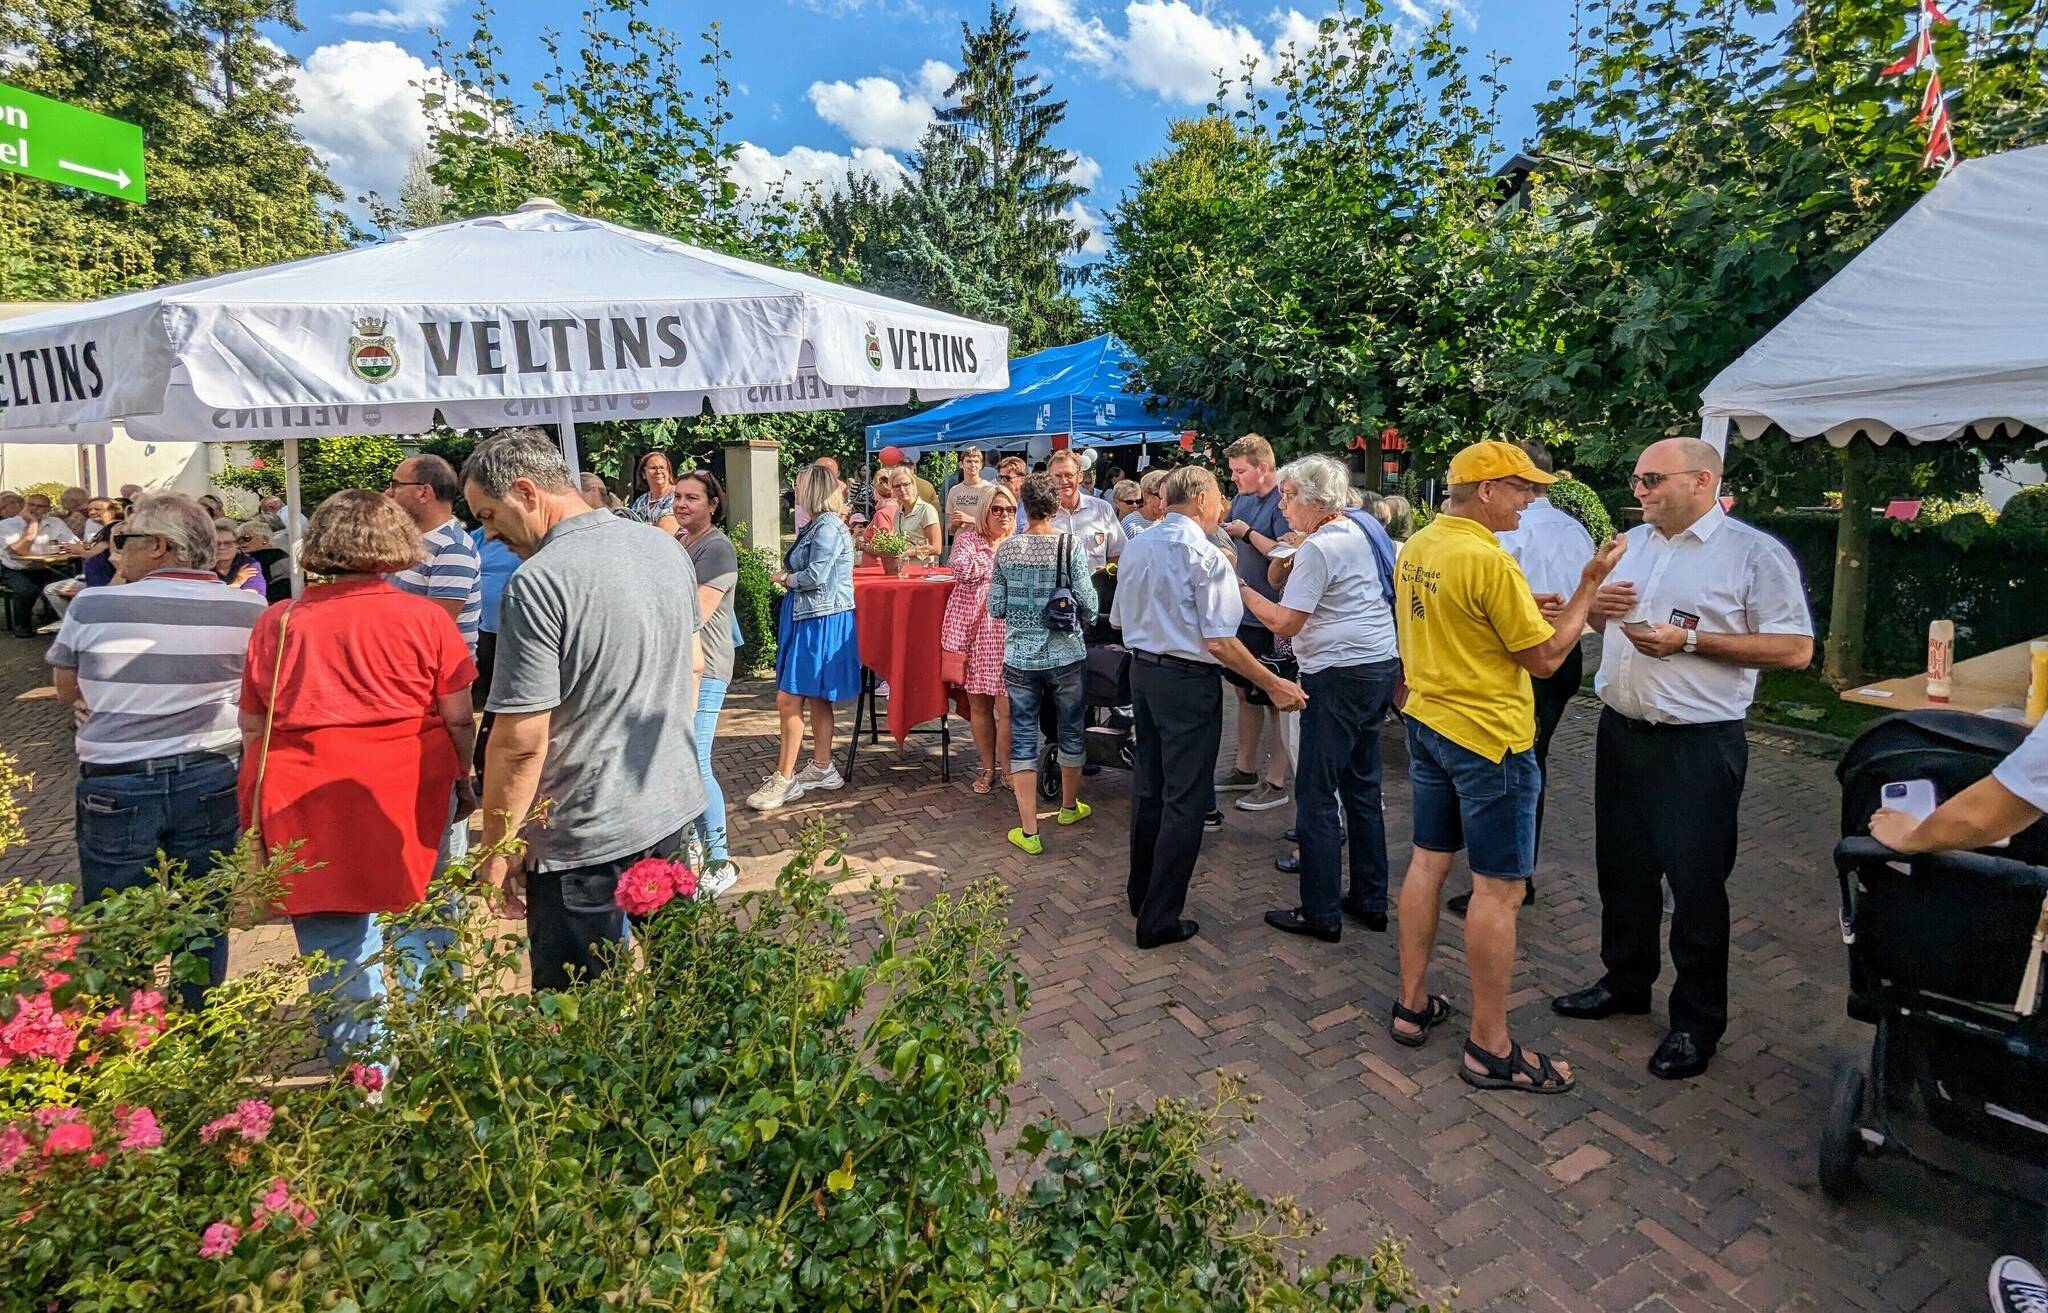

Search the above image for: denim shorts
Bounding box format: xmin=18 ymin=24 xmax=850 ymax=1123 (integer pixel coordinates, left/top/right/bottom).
xmin=1405 ymin=718 xmax=1540 ymax=879
xmin=1005 ymin=659 xmax=1086 ymax=770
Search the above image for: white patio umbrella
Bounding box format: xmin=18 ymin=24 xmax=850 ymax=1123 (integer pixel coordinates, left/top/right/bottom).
xmin=0 ymin=199 xmax=1010 ymax=588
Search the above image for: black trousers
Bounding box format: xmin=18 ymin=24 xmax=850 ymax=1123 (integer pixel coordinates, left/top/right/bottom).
xmin=1128 ymin=657 xmax=1222 ymax=943
xmin=1529 ymin=643 xmax=1583 ymax=862
xmin=2 ymin=565 xmax=63 ymax=632
xmin=1594 ymin=708 xmax=1747 ymax=1043
xmin=472 ymin=630 xmax=498 ymax=779
xmin=527 ymin=826 xmax=687 ymax=992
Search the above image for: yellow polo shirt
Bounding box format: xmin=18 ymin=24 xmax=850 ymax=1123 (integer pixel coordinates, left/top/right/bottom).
xmin=1395 ymin=513 xmax=1555 ymax=762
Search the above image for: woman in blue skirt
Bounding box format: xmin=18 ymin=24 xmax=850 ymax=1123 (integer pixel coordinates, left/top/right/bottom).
xmin=748 ymin=462 xmax=859 ymax=811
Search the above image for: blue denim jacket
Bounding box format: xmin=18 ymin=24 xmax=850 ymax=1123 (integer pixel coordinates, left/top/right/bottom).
xmin=784 ymin=512 xmax=855 ymax=620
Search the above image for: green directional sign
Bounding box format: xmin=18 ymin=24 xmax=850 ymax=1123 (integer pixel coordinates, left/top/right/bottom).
xmin=0 ymin=83 xmax=145 ymax=204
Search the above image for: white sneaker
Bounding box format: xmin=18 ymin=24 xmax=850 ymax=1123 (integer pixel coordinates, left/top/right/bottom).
xmin=874 ymin=680 xmax=892 ymax=698
xmin=747 ymin=772 xmax=805 ymax=811
xmin=699 ymin=862 xmax=739 ymax=899
xmin=796 ymin=760 xmax=845 ymax=792
xmin=1991 ymin=1256 xmax=2048 ymax=1313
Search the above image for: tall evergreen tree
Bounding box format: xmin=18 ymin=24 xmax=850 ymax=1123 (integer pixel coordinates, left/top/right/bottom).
xmin=0 ymin=0 xmax=347 ymax=299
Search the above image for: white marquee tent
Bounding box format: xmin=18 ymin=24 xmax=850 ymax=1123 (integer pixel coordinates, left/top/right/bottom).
xmin=1700 ymin=144 xmax=2048 ymax=453
xmin=0 ymin=199 xmax=1009 ymax=586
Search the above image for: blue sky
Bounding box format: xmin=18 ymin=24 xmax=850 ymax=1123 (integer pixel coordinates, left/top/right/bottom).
xmin=281 ymin=0 xmax=1586 ymax=250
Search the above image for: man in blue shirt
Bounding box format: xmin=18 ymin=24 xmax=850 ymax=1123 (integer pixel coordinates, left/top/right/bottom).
xmin=470 ymin=521 xmax=521 ymax=782
xmin=1216 ymin=434 xmax=1294 ymax=814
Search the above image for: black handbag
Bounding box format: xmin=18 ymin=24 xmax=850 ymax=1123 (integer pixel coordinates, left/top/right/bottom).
xmin=1042 ymin=533 xmax=1079 ymax=634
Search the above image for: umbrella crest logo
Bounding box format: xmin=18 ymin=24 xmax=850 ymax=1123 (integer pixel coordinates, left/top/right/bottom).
xmin=864 ymin=322 xmax=883 ymax=370
xmin=349 ymin=317 xmax=399 ymax=384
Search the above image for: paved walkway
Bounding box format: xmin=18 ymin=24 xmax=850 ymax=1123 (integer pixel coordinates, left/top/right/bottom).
xmin=1 ymin=635 xmax=2035 ymax=1311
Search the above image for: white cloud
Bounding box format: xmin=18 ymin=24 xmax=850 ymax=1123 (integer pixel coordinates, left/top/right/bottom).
xmin=1266 ymin=8 xmax=1324 ymax=58
xmin=290 ymin=40 xmax=448 ymax=207
xmin=806 ymin=61 xmax=957 ymax=153
xmin=1064 ymin=154 xmax=1103 ymax=189
xmin=1062 ymin=200 xmax=1108 ymax=254
xmin=1121 ymin=0 xmax=1267 ymax=103
xmin=338 ymin=0 xmax=447 ymax=32
xmin=727 ymin=142 xmax=908 ymax=201
xmin=1015 ymin=0 xmax=1120 ymax=67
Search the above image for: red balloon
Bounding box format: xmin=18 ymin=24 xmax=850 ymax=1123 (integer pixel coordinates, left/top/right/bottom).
xmin=879 ymin=445 xmax=906 ymax=466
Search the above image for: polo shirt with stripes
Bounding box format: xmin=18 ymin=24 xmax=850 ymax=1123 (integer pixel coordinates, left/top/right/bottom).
xmin=390 ymin=516 xmax=482 ymax=650
xmin=47 ymin=571 xmax=267 ymax=765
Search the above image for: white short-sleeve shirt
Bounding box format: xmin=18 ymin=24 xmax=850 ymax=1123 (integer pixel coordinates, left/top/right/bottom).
xmin=1594 ymin=506 xmax=1813 ymax=724
xmin=1052 ymin=493 xmax=1125 ymax=572
xmin=1497 ymin=496 xmax=1595 ymax=599
xmin=0 ymin=515 xmax=78 ymax=570
xmin=1110 ymin=513 xmax=1241 ymax=664
xmin=1279 ymin=517 xmax=1398 ymax=674
xmin=1994 ymin=718 xmax=2048 ymax=814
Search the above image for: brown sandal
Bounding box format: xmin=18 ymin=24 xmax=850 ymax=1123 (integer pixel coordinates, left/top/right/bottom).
xmin=971 ymin=766 xmax=998 ymax=795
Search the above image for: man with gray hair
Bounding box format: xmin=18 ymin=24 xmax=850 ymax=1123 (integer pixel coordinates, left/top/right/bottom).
xmin=47 ymin=493 xmax=266 ymax=1007
xmin=462 ymin=427 xmax=705 ymax=991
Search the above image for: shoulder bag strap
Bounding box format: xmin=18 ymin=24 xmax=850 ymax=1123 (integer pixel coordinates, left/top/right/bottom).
xmin=1056 ymin=533 xmax=1071 ymax=592
xmin=248 ymin=601 xmax=296 ymax=844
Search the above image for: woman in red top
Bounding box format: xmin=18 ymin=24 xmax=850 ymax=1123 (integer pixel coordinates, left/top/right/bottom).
xmin=239 ymin=490 xmax=477 ymax=1067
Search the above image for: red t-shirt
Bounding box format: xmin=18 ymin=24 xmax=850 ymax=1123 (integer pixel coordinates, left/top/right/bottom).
xmin=241 ymin=578 xmax=476 ymax=726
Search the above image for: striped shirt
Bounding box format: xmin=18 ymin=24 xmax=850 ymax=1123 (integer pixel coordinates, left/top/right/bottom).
xmin=47 ymin=571 xmax=267 ymax=765
xmin=390 ymin=516 xmax=482 ymax=650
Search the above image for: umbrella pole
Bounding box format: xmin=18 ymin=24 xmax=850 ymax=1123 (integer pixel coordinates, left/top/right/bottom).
xmin=283 ymin=437 xmax=306 ymax=597
xmin=92 ymin=445 xmax=109 ymax=497
xmin=556 ymin=401 xmax=580 ymax=474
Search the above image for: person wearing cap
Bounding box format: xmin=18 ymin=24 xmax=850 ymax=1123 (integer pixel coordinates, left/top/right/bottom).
xmin=1551 ymin=437 xmax=1812 ymax=1081
xmin=1390 ymin=439 xmax=1623 ymax=1096
xmin=1445 ymin=440 xmax=1595 ymax=920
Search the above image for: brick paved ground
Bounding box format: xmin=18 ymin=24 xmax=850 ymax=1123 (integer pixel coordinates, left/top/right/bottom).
xmin=2 ymin=634 xmax=2038 ymax=1311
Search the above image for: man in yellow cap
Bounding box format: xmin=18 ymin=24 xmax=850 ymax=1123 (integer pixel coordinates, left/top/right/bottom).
xmin=1389 ymin=439 xmax=1624 ymax=1095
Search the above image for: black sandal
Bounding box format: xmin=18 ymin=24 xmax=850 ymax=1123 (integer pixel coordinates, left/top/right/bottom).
xmin=1389 ymin=995 xmax=1452 ymax=1048
xmin=1459 ymin=1038 xmax=1575 ymax=1094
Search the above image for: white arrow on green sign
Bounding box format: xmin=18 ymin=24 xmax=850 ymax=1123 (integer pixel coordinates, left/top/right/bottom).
xmin=0 ymin=83 xmax=145 ymax=204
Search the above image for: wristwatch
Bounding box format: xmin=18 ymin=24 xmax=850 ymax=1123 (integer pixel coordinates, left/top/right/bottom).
xmin=1682 ymin=629 xmax=1699 ymax=655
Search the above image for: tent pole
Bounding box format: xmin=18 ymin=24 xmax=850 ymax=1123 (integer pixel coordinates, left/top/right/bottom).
xmin=283 ymin=437 xmax=306 ymax=597
xmin=556 ymin=400 xmax=580 ymax=474
xmin=92 ymin=444 xmax=109 ymax=497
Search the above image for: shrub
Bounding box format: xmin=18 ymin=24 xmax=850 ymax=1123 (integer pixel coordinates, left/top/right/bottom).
xmin=216 ymin=437 xmax=408 ymax=508
xmin=0 ymin=815 xmax=1451 ymax=1311
xmin=1997 ymin=484 xmax=2048 ymax=544
xmin=730 ymin=521 xmax=781 ymax=677
xmin=866 ymin=528 xmax=910 ymax=558
xmin=1545 ymin=475 xmax=1616 ymax=542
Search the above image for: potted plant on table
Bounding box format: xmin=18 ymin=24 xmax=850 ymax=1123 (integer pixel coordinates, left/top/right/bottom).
xmin=868 ymin=529 xmax=911 ymax=576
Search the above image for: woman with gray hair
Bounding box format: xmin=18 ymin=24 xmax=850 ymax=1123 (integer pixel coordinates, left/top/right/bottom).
xmin=1237 ymin=452 xmax=1402 ymax=941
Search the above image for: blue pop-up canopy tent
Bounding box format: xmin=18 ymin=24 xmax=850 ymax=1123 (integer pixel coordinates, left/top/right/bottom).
xmin=865 ymin=334 xmax=1196 ymax=453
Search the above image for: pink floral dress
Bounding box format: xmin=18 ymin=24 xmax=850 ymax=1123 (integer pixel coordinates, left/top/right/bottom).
xmin=941 ymin=529 xmax=1007 ymax=697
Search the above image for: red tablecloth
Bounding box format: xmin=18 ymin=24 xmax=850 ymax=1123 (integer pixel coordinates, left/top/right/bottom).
xmin=853 ymin=564 xmax=965 ymax=745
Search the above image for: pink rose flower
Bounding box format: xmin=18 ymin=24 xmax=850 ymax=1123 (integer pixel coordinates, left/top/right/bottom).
xmin=616 ymin=857 xmax=690 ymax=917
xmin=198 ymin=1221 xmax=241 ymax=1259
xmin=0 ymin=1125 xmax=28 ymax=1173
xmin=40 ymin=971 xmax=69 ymax=991
xmin=32 ymin=1106 xmax=80 ymax=1129
xmin=200 ymin=1098 xmax=275 ymax=1145
xmin=254 ymin=1177 xmax=315 ymax=1231
xmin=116 ymin=1106 xmax=163 ymax=1151
xmin=672 ymin=864 xmax=700 ymax=899
xmin=1 ymin=993 xmax=78 ymax=1065
xmin=40 ymin=1121 xmax=92 ymax=1156
xmin=347 ymin=1062 xmax=386 ymax=1101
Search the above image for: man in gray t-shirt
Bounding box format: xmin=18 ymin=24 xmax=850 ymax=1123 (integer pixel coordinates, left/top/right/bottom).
xmin=462 ymin=428 xmax=704 ymax=991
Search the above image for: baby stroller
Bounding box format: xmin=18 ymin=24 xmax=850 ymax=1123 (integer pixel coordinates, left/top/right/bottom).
xmin=1825 ymin=710 xmax=2048 ymax=1226
xmin=1036 ymin=567 xmax=1137 ymax=800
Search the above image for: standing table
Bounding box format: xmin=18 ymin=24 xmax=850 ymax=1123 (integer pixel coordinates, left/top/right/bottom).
xmin=1842 ymin=635 xmax=2043 ymax=720
xmin=847 ymin=563 xmax=962 ymax=780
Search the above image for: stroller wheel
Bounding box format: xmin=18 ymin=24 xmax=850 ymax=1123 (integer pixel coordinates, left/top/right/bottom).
xmin=1818 ymin=1060 xmax=1866 ymax=1200
xmin=1037 ymin=750 xmax=1061 ymax=801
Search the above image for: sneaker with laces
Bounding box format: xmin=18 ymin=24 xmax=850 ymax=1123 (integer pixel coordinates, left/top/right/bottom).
xmin=795 ymin=760 xmax=845 ymax=792
xmin=1057 ymin=800 xmax=1092 ymax=826
xmin=698 ymin=861 xmax=740 ymax=899
xmin=1992 ymin=1257 xmax=2048 ymax=1313
xmin=1007 ymin=828 xmax=1043 ymax=855
xmin=1236 ymin=780 xmax=1291 ymax=812
xmin=1214 ymin=767 xmax=1259 ymax=791
xmin=746 ymin=772 xmax=805 ymax=811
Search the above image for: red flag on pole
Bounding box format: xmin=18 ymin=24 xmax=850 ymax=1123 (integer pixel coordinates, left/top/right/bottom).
xmin=1923 ymin=102 xmax=1954 ymax=169
xmin=1923 ymin=0 xmax=1953 ymax=24
xmin=1883 ymin=27 xmax=1932 ymax=75
xmin=1917 ymin=72 xmax=1944 ymax=124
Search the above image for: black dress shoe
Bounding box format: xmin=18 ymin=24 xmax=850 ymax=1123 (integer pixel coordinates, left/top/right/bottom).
xmin=1203 ymin=810 xmax=1223 ymax=831
xmin=1446 ymin=881 xmax=1537 ymax=918
xmin=1338 ymin=899 xmax=1387 ymax=932
xmin=1264 ymin=908 xmax=1340 ymax=942
xmin=1136 ymin=919 xmax=1200 ymax=950
xmin=1274 ymin=851 xmax=1301 ymax=874
xmin=1551 ymin=983 xmax=1652 ymax=1020
xmin=1648 ymin=1030 xmax=1715 ymax=1080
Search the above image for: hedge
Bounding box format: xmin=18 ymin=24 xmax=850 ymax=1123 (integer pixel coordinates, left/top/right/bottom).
xmin=1750 ymin=511 xmax=2048 ymax=679
xmin=731 ymin=522 xmax=781 ymax=677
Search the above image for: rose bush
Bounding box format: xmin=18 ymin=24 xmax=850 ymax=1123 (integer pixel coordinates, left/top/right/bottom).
xmin=0 ymin=774 xmax=1450 ymax=1310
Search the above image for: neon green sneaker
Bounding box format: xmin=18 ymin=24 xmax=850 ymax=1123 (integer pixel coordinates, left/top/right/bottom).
xmin=1007 ymin=827 xmax=1043 ymax=855
xmin=1057 ymin=800 xmax=1092 ymax=826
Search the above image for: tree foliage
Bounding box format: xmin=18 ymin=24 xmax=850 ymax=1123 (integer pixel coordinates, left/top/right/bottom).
xmin=0 ymin=0 xmax=347 ymax=300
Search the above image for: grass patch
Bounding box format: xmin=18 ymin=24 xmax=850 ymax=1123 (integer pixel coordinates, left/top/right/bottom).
xmin=1750 ymin=666 xmax=1888 ymax=740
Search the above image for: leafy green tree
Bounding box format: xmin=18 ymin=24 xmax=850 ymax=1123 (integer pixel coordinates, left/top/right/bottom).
xmin=0 ymin=0 xmax=347 ymax=299
xmin=1100 ymin=6 xmax=1532 ymax=478
xmin=1504 ymin=0 xmax=2048 ymax=682
xmin=216 ymin=437 xmax=409 ymax=508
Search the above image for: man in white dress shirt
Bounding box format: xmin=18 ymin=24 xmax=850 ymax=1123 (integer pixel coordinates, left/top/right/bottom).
xmin=1047 ymin=449 xmax=1124 ymax=573
xmin=1 ymin=492 xmax=80 ymax=637
xmin=1552 ymin=437 xmax=1814 ymax=1080
xmin=1448 ymin=441 xmax=1595 ymax=918
xmin=1111 ymin=465 xmax=1305 ymax=950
